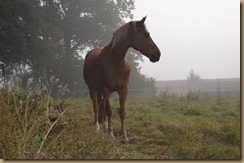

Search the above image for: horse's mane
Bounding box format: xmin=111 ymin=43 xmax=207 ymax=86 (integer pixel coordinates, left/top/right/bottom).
xmin=111 ymin=21 xmax=137 ymax=49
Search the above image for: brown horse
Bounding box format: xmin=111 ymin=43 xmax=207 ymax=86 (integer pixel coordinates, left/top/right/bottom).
xmin=83 ymin=16 xmax=161 ymax=142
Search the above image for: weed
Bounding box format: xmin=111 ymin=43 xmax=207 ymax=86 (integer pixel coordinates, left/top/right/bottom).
xmin=0 ymin=76 xmax=68 ymax=159
xmin=182 ymin=105 xmax=202 ymax=116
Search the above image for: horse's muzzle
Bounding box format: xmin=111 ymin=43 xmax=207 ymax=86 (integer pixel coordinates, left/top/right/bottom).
xmin=150 ymin=53 xmax=160 ymax=63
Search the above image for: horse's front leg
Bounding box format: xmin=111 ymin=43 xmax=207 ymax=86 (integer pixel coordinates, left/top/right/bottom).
xmin=118 ymin=86 xmax=129 ymax=143
xmin=89 ymin=89 xmax=100 ymax=131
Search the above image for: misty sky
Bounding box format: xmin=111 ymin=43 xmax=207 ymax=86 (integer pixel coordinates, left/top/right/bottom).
xmin=131 ymin=0 xmax=240 ymax=80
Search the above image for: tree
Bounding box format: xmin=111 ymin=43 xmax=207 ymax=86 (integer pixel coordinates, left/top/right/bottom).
xmin=187 ymin=69 xmax=201 ymax=91
xmin=0 ymin=0 xmax=63 ymax=88
xmin=0 ymin=0 xmax=134 ymax=93
xmin=0 ymin=0 xmax=156 ymax=96
xmin=50 ymin=0 xmax=135 ymax=94
xmin=127 ymin=50 xmax=156 ymax=90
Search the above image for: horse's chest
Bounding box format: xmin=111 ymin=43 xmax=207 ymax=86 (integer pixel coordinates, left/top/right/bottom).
xmin=100 ymin=64 xmax=130 ymax=91
xmin=107 ymin=69 xmax=128 ymax=83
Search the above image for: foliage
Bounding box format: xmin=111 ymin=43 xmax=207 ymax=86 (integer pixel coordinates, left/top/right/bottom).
xmin=0 ymin=0 xmax=156 ymax=96
xmin=0 ymin=91 xmax=240 ymax=159
xmin=0 ymin=0 xmax=63 ymax=87
xmin=187 ymin=69 xmax=201 ymax=92
xmin=127 ymin=50 xmax=156 ymax=89
xmin=187 ymin=69 xmax=201 ymax=81
xmin=181 ymin=105 xmax=202 ymax=116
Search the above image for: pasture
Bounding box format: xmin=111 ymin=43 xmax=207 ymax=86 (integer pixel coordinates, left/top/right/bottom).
xmin=0 ymin=89 xmax=240 ymax=159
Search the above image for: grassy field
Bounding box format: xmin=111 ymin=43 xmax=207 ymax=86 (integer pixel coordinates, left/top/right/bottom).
xmin=0 ymin=88 xmax=241 ymax=160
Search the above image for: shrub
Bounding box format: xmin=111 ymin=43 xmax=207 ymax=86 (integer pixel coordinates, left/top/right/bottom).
xmin=182 ymin=105 xmax=202 ymax=116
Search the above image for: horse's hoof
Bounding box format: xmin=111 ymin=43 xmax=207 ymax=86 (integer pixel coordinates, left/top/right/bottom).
xmin=121 ymin=139 xmax=130 ymax=144
xmin=95 ymin=122 xmax=100 ymax=132
xmin=110 ymin=132 xmax=115 ymax=140
xmin=104 ymin=121 xmax=108 ymax=130
xmin=121 ymin=137 xmax=129 ymax=144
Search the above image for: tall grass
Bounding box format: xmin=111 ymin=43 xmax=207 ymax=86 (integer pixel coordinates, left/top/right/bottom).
xmin=0 ymin=89 xmax=241 ymax=159
xmin=0 ymin=77 xmax=67 ymax=159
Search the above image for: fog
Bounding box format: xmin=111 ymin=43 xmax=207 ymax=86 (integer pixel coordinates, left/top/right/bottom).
xmin=132 ymin=0 xmax=240 ymax=80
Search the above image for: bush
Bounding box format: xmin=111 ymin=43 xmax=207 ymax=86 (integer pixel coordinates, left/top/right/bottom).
xmin=182 ymin=105 xmax=202 ymax=116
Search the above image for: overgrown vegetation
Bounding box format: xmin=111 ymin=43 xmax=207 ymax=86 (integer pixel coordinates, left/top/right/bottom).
xmin=182 ymin=105 xmax=202 ymax=116
xmin=0 ymin=89 xmax=240 ymax=159
xmin=0 ymin=77 xmax=69 ymax=159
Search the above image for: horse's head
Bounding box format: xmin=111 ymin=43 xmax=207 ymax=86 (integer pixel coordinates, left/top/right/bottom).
xmin=130 ymin=16 xmax=161 ymax=63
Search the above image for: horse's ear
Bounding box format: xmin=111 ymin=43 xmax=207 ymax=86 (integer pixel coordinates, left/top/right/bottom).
xmin=137 ymin=16 xmax=147 ymax=26
xmin=140 ymin=16 xmax=147 ymax=24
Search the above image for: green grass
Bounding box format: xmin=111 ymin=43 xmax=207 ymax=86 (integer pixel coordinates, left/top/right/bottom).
xmin=0 ymin=89 xmax=241 ymax=159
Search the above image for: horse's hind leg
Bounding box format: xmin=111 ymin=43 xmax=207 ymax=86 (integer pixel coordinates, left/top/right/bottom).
xmin=89 ymin=89 xmax=100 ymax=131
xmin=104 ymin=91 xmax=115 ymax=139
xmin=97 ymin=92 xmax=107 ymax=129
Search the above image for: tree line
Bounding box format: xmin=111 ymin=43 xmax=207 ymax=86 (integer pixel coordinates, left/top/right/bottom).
xmin=0 ymin=0 xmax=156 ymax=97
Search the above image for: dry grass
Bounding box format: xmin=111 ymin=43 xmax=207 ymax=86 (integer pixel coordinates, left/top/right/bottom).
xmin=0 ymin=89 xmax=241 ymax=160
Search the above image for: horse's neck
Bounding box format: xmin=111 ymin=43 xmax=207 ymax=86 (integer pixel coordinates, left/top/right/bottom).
xmin=107 ymin=41 xmax=129 ymax=62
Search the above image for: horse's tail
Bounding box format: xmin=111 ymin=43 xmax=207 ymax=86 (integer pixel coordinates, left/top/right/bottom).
xmin=97 ymin=91 xmax=105 ymax=123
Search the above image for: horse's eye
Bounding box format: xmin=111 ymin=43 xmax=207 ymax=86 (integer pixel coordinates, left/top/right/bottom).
xmin=145 ymin=32 xmax=150 ymax=37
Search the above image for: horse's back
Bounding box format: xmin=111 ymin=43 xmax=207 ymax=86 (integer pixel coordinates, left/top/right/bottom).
xmin=84 ymin=48 xmax=102 ymax=60
xmin=83 ymin=48 xmax=102 ymax=89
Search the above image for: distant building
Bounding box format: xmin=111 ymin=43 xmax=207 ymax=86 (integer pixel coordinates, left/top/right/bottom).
xmin=155 ymin=78 xmax=240 ymax=95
